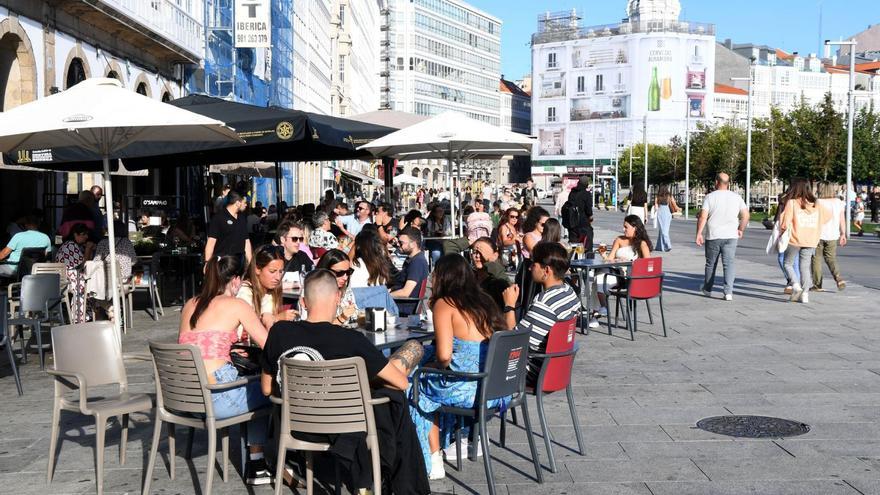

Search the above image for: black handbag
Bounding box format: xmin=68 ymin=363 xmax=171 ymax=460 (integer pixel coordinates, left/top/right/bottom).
xmin=230 ymin=344 xmax=262 ymax=375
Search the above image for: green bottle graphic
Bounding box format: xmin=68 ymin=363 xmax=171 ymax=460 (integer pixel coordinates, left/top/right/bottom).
xmin=649 ymin=67 xmax=660 ymax=111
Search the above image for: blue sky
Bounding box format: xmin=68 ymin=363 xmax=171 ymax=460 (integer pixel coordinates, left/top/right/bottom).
xmin=468 ymin=0 xmax=877 ymax=79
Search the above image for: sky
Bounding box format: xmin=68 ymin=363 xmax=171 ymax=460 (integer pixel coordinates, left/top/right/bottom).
xmin=467 ymin=0 xmax=877 ymax=80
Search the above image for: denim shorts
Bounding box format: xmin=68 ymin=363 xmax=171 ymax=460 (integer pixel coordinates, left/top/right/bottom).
xmin=210 ymin=363 xmax=269 ymax=445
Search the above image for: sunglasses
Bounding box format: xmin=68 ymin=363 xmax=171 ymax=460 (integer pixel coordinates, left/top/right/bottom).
xmin=286 ymin=236 xmax=303 ymax=242
xmin=331 ymin=268 xmax=354 ymax=278
xmin=510 ymin=215 xmax=519 ymax=219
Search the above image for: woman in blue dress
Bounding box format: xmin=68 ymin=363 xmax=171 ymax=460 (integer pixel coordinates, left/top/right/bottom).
xmin=409 ymin=254 xmax=507 ymax=480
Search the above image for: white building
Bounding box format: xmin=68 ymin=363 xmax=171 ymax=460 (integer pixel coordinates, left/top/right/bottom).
xmin=380 ymin=0 xmax=503 ymax=189
xmin=531 ymin=1 xmax=716 ymax=176
xmin=0 ymin=0 xmax=198 ymax=230
xmin=331 ymin=0 xmax=382 ymax=116
xmin=292 ymin=0 xmax=333 ymax=115
xmin=714 ymin=42 xmax=880 ymax=123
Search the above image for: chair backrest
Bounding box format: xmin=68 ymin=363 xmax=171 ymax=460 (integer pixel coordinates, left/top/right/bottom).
xmin=312 ymin=247 xmax=328 ymax=259
xmin=0 ymin=295 xmax=8 ymax=343
xmin=628 ymin=257 xmax=663 ymax=300
xmin=148 ymin=341 xmax=213 ymax=417
xmin=479 ymin=329 xmax=531 ymax=404
xmin=18 ymin=247 xmax=47 ymax=278
xmin=19 ymin=273 xmax=61 ymax=313
xmin=540 ymin=318 xmax=578 ymax=393
xmin=279 ymin=356 xmax=374 ymax=436
xmin=51 ymin=321 xmax=127 ymax=389
xmin=32 ymin=263 xmax=68 ymax=290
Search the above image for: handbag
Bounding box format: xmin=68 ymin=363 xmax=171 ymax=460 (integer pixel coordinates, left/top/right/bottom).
xmin=776 ymin=225 xmax=791 ymax=253
xmin=230 ymin=344 xmax=262 ymax=375
xmin=765 ymin=222 xmax=780 ymax=254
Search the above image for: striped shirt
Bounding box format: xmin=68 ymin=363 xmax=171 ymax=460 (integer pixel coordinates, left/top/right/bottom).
xmin=516 ymin=282 xmax=580 ymax=380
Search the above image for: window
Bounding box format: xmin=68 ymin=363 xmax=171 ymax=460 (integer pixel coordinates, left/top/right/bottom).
xmin=338 ymin=55 xmax=345 ymax=83
xmin=576 ymin=76 xmax=585 ymax=94
xmin=595 ymin=74 xmax=604 ymax=93
xmin=547 ymin=107 xmax=556 ymax=122
xmin=338 ymin=5 xmax=345 ymax=26
xmin=577 ymin=133 xmax=584 ymax=151
xmin=547 ymin=52 xmax=557 ymax=69
xmin=397 ymin=57 xmax=404 ymax=70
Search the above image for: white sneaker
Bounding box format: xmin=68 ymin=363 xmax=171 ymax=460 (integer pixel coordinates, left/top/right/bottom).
xmin=443 ymin=437 xmax=483 ymax=461
xmin=428 ymin=451 xmax=446 ymax=480
xmin=702 ymin=289 xmax=712 ymax=297
xmin=789 ymin=285 xmax=803 ymax=303
xmin=724 ymin=293 xmax=733 ymax=301
xmin=588 ymin=318 xmax=600 ymax=328
xmin=800 ymin=291 xmax=809 ymax=304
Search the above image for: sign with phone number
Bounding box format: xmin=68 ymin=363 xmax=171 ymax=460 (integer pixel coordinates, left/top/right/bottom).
xmin=234 ymin=0 xmax=271 ymax=48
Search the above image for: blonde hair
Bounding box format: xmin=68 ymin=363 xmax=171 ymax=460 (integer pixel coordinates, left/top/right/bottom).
xmin=817 ymin=182 xmax=838 ymax=199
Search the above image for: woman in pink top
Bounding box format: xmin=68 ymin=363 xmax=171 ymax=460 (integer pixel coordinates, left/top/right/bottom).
xmin=178 ymin=255 xmax=273 ymax=485
xmin=779 ymin=179 xmax=830 ymax=304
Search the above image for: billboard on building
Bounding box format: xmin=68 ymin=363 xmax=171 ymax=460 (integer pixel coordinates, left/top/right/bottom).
xmin=235 ymin=0 xmax=271 ymax=48
xmin=632 ymin=36 xmax=712 ymax=118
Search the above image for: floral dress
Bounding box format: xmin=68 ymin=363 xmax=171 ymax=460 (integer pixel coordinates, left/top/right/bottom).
xmin=309 ymin=229 xmax=339 ymax=250
xmin=55 ymin=241 xmax=89 ymax=323
xmin=409 ymin=338 xmax=510 ymax=470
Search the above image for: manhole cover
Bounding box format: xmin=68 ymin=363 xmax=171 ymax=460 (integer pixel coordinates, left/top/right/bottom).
xmin=696 ymin=415 xmax=810 ymax=438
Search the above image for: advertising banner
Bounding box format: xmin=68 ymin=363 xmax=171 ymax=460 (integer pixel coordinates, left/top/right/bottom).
xmin=235 ymin=0 xmax=271 ymax=48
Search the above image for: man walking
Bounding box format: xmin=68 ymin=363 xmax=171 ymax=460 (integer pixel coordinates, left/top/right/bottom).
xmin=695 ymin=172 xmax=749 ymax=300
xmin=205 ymin=188 xmax=252 ymax=264
xmin=565 ymin=176 xmax=594 ymax=249
xmin=521 ymin=177 xmax=538 ymax=209
xmin=870 ymin=185 xmax=880 ymax=224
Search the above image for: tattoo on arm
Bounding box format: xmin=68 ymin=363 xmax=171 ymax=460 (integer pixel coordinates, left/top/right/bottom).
xmin=390 ymin=340 xmax=425 ymax=375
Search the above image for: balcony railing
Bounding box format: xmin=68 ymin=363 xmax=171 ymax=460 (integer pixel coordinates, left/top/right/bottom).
xmin=100 ymin=0 xmax=204 ymax=58
xmin=541 ymin=88 xmax=565 ymax=98
xmin=533 ymin=19 xmax=715 ymax=45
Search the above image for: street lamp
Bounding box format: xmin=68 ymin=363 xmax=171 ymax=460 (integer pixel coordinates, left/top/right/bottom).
xmin=643 ymin=115 xmax=648 ymax=201
xmin=731 ymin=56 xmax=755 ymax=216
xmin=825 ymin=38 xmax=857 ymax=238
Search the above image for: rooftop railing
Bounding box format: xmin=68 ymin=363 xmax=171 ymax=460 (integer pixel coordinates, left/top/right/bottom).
xmin=533 ymin=19 xmax=715 ymax=45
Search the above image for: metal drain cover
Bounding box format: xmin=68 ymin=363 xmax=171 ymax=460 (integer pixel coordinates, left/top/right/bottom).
xmin=696 ymin=415 xmax=810 ymax=438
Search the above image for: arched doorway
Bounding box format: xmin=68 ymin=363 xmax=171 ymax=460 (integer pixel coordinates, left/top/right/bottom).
xmin=107 ymin=70 xmax=120 ymax=81
xmin=432 ymin=169 xmax=440 ymax=187
xmin=66 ymin=58 xmax=87 ymax=89
xmin=136 ymin=82 xmax=148 ymax=95
xmin=161 ymin=92 xmax=171 ymax=102
xmin=0 ymin=22 xmax=37 ymax=111
xmin=411 ymin=167 xmax=420 ymax=178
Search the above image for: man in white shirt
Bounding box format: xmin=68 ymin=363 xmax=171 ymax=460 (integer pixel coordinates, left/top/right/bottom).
xmin=695 ymin=173 xmax=749 ymax=300
xmin=340 ymin=200 xmax=373 ymax=238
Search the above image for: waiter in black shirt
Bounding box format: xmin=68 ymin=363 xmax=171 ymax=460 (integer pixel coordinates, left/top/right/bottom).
xmin=276 ymin=219 xmax=314 ymax=273
xmin=205 ymin=189 xmax=252 ymax=264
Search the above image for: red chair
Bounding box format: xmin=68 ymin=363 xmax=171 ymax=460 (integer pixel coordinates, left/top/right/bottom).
xmin=603 ymin=257 xmax=666 ymax=340
xmin=311 ymin=247 xmax=328 ymax=260
xmin=505 ymin=317 xmax=584 ymax=473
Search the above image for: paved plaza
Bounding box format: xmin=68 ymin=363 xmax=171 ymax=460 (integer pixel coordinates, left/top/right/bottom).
xmin=1 ymin=215 xmax=878 ymax=494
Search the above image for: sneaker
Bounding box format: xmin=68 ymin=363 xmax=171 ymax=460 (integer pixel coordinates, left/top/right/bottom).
xmin=724 ymin=294 xmax=733 ymax=301
xmin=245 ymin=458 xmax=273 ymax=486
xmin=800 ymin=291 xmax=809 ymax=304
xmin=836 ymin=279 xmax=846 ymax=291
xmin=701 ymin=289 xmax=712 ymax=297
xmin=443 ymin=437 xmax=483 ymax=461
xmin=783 ymin=286 xmax=793 ymax=295
xmin=428 ymin=451 xmax=446 ymax=480
xmin=789 ymin=285 xmax=803 ymax=303
xmin=588 ymin=318 xmax=600 ymax=328
xmin=809 ymin=286 xmax=826 ymax=292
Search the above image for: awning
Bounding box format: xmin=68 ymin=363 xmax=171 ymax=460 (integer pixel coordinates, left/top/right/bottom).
xmin=339 ymin=168 xmax=382 ymax=186
xmin=0 ymin=158 xmax=148 ymax=176
xmin=209 ymin=161 xmax=277 ymax=178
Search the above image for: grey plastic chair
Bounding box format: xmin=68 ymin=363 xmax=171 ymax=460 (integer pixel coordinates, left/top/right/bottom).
xmin=143 ymin=341 xmax=271 ymax=495
xmin=273 ymin=356 xmax=389 ymax=495
xmin=0 ymin=294 xmax=23 ymax=395
xmin=47 ymin=321 xmax=153 ymax=495
xmin=9 ymin=273 xmax=65 ymax=369
xmin=31 ymin=263 xmax=74 ymax=324
xmin=412 ymin=328 xmax=543 ymax=495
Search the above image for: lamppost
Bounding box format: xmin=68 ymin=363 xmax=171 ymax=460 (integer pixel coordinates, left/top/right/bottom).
xmin=825 ymin=39 xmax=857 ymax=238
xmin=731 ymin=57 xmax=755 ymax=215
xmin=642 ymin=114 xmax=648 ymax=201
xmin=684 ymin=101 xmax=691 ymax=220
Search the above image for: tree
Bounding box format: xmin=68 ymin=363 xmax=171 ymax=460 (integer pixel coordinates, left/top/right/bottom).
xmin=853 ymin=104 xmax=880 ymax=183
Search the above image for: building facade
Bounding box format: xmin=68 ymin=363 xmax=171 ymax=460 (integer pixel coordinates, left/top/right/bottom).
xmin=0 ymin=0 xmax=198 ymax=232
xmin=331 ymin=0 xmax=381 ymax=117
xmin=531 ymin=1 xmax=716 ymax=176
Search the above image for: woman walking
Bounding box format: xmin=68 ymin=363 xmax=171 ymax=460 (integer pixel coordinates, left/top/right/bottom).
xmin=627 ymin=184 xmax=648 ymax=225
xmin=654 ymin=186 xmax=678 ymax=251
xmin=811 ymin=182 xmax=847 ymax=291
xmin=780 ymin=179 xmax=830 ymax=303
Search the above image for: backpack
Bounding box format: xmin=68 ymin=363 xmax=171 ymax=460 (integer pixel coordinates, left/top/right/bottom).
xmin=561 ymin=199 xmax=582 ymax=230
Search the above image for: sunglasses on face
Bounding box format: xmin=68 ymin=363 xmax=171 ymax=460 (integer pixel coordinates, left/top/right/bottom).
xmin=286 ymin=236 xmax=303 ymax=242
xmin=331 ymin=268 xmax=354 ymax=278
xmin=510 ymin=215 xmax=519 ymax=219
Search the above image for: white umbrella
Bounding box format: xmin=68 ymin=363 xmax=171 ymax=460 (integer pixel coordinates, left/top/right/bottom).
xmin=0 ymin=78 xmax=241 ymax=336
xmin=393 ymin=174 xmax=424 ymax=186
xmin=358 ymin=111 xmax=534 ymax=234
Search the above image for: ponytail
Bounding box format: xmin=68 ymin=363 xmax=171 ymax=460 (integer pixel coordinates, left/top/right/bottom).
xmin=190 ymin=255 xmax=244 ymax=328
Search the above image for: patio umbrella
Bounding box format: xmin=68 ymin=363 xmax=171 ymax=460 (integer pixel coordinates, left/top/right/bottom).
xmin=0 ymin=78 xmax=241 ymax=337
xmin=393 ymin=174 xmax=424 ymax=186
xmin=358 ymin=111 xmax=534 ymax=235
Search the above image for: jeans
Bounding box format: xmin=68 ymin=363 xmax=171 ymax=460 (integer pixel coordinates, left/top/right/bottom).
xmin=811 ymin=240 xmax=841 ymax=289
xmin=425 ymin=240 xmax=443 ymax=267
xmin=0 ymin=263 xmax=16 ymax=278
xmin=783 ymin=246 xmax=816 ymax=290
xmin=777 ymin=251 xmax=800 ymax=286
xmin=655 ymin=205 xmax=672 ymax=251
xmin=211 ymin=363 xmax=269 ymax=446
xmin=703 ymin=238 xmax=737 ymax=295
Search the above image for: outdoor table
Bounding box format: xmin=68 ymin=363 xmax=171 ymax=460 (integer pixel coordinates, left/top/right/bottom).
xmin=569 ymin=257 xmax=633 ymax=334
xmin=356 ymin=319 xmax=434 ymax=351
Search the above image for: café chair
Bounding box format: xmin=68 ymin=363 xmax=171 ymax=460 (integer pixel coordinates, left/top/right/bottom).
xmin=412 ymin=329 xmax=542 ymax=495
xmin=602 ymin=257 xmax=666 ymax=340
xmin=30 ymin=263 xmax=73 ymax=324
xmin=143 ymin=342 xmax=271 ymax=495
xmin=46 ymin=321 xmax=153 ymax=495
xmin=0 ymin=294 xmax=23 ymax=395
xmin=509 ymin=318 xmax=584 ymax=473
xmin=8 ymin=273 xmax=65 ymax=369
xmin=273 ymin=356 xmax=388 ymax=495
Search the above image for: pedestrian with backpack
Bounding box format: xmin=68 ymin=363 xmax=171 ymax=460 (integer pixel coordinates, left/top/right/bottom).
xmin=563 ymin=176 xmax=594 ymax=250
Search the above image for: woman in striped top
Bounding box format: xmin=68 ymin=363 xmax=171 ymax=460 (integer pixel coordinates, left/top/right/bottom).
xmin=502 ymin=241 xmax=581 ymax=383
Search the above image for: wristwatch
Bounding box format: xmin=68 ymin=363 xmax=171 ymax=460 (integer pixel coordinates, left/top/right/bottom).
xmin=503 ymin=305 xmax=517 ymax=313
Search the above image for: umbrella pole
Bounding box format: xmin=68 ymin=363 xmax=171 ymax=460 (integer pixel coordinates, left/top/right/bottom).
xmin=447 ymin=149 xmax=455 ymax=237
xmin=103 ymin=156 xmax=123 ymax=340
xmin=274 ymin=161 xmax=282 ymax=214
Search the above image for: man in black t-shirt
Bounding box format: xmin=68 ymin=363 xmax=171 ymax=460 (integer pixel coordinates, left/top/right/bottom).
xmin=390 ymin=227 xmax=429 ymax=316
xmin=276 ymin=220 xmax=314 ymax=274
xmin=206 ymin=189 xmax=251 ymax=264
xmin=260 ymin=269 xmax=416 ymax=397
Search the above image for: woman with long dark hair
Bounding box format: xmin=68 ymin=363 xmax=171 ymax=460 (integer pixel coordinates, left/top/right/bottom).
xmin=55 ymin=222 xmax=93 ymax=323
xmin=425 ymin=205 xmax=452 ymax=265
xmin=410 ymin=254 xmax=506 ymax=480
xmin=654 ymin=186 xmax=678 ymax=251
xmin=606 ymin=214 xmax=653 ymax=261
xmin=238 ymin=245 xmax=296 ymax=331
xmin=178 ymin=256 xmax=272 ymax=485
xmin=521 ymin=206 xmax=550 ymax=259
xmin=540 ymin=217 xmax=565 ymax=246
xmin=496 ymin=207 xmax=523 ymax=268
xmin=628 ymin=184 xmax=648 ymax=224
xmin=779 ymin=178 xmax=830 ymax=303
xmin=350 ymin=229 xmax=392 ymax=287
